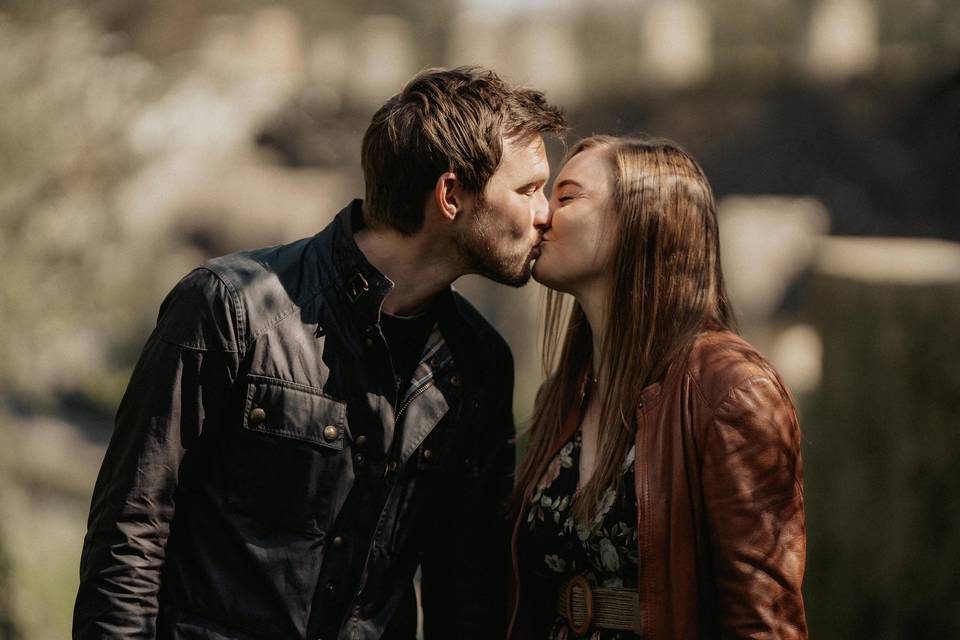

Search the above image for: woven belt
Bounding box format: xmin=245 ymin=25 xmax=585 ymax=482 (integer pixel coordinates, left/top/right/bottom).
xmin=557 ymin=575 xmax=642 ymax=636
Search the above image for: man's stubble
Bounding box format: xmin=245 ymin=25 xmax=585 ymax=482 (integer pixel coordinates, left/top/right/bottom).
xmin=454 ymin=198 xmax=538 ymax=288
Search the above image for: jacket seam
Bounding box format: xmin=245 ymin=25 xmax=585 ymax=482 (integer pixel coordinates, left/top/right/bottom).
xmin=156 ymin=335 xmax=238 ymax=353
xmin=198 ymin=266 xmax=247 ymax=360
xmin=245 ymin=373 xmax=342 ymax=400
xmin=686 ymin=366 xmax=712 ymax=410
xmin=243 ymin=284 xmax=330 ymax=353
xmin=686 ymin=354 xmax=771 ymax=412
xmin=714 ymin=374 xmax=778 ymax=415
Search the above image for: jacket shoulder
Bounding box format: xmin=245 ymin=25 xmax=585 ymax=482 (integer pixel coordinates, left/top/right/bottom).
xmin=154 ymin=267 xmax=240 ymax=352
xmin=204 ymin=235 xmax=326 ymax=346
xmin=683 ymin=329 xmax=787 ymax=410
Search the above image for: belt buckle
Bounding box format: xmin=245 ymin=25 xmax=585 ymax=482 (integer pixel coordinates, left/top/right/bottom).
xmin=564 ymin=574 xmax=594 ymax=636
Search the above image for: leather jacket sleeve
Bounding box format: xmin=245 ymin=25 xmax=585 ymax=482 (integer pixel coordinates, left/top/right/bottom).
xmin=420 ymin=340 xmax=516 ymax=640
xmin=699 ymin=375 xmax=808 ymax=639
xmin=73 ymin=269 xmax=240 ymax=639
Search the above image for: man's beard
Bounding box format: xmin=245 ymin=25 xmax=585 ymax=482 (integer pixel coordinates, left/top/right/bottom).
xmin=454 ymin=199 xmax=537 ymax=288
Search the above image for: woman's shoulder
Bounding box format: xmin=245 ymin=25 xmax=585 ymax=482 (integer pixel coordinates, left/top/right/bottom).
xmin=681 ymin=327 xmax=790 ymax=411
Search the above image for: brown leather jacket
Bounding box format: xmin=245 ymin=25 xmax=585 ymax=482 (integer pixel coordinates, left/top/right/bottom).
xmin=510 ymin=328 xmax=808 ymax=639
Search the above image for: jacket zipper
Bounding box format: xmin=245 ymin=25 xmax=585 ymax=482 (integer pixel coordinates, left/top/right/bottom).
xmin=394 ymin=380 xmax=433 ymax=422
xmin=354 ymin=378 xmax=435 ymax=611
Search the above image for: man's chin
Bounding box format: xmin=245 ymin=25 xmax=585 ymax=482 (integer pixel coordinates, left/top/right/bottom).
xmin=482 ymin=261 xmax=533 ymax=288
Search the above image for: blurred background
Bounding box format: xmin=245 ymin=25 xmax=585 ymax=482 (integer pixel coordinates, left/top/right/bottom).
xmin=1 ymin=0 xmax=958 ymax=637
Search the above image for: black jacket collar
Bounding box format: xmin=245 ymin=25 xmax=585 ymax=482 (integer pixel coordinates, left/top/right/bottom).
xmin=326 ymin=200 xmax=482 ymax=350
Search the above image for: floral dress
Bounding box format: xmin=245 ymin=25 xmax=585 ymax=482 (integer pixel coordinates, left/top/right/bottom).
xmin=524 ymin=429 xmax=640 ymax=640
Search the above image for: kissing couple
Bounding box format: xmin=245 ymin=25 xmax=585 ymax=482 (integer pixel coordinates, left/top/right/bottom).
xmin=75 ymin=66 xmax=807 ymax=640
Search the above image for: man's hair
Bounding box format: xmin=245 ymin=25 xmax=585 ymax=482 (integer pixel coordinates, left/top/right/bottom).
xmin=361 ymin=66 xmax=567 ymax=235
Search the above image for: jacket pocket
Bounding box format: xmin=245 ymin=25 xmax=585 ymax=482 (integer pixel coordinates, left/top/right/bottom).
xmin=241 ymin=373 xmax=346 ymax=450
xmin=226 ymin=374 xmax=348 ymax=531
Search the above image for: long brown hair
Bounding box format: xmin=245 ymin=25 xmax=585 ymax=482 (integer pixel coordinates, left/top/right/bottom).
xmin=514 ymin=134 xmax=737 ymax=521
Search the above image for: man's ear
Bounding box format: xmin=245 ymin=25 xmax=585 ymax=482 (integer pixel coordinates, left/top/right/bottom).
xmin=434 ymin=171 xmax=461 ymax=222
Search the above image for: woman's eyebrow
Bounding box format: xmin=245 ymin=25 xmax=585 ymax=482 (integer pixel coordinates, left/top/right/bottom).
xmin=554 ymin=179 xmax=583 ymax=191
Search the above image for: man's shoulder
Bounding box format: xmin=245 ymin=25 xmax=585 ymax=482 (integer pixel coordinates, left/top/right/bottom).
xmin=154 ymin=267 xmax=241 ymax=352
xmin=205 ymin=235 xmax=322 ymax=300
xmin=202 ymin=234 xmax=332 ymax=338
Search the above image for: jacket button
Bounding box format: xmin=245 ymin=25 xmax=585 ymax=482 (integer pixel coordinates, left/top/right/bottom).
xmin=323 ymin=425 xmax=340 ymax=442
xmin=422 ymin=449 xmax=433 ymax=460
xmin=332 ymin=535 xmax=344 ymax=547
xmin=353 ymin=453 xmax=365 ymax=465
xmin=450 ymin=375 xmax=461 ymax=386
xmin=249 ymin=407 xmax=266 ymax=425
xmin=354 ymin=435 xmax=368 ymax=448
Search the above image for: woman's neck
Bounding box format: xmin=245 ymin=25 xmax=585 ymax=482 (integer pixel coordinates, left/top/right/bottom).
xmin=573 ymin=281 xmax=610 ymax=392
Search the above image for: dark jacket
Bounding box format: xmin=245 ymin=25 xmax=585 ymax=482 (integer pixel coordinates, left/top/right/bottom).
xmin=510 ymin=328 xmax=807 ymax=639
xmin=75 ymin=201 xmax=516 ymax=639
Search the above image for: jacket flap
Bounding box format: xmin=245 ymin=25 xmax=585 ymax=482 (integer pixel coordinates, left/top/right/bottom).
xmin=242 ymin=374 xmax=346 ymax=450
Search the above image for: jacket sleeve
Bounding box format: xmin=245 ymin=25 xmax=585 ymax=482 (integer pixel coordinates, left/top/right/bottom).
xmin=420 ymin=339 xmax=516 ymax=640
xmin=700 ymin=375 xmax=808 ymax=639
xmin=73 ymin=268 xmax=241 ymax=639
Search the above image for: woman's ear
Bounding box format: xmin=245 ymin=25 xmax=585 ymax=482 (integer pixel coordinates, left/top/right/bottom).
xmin=434 ymin=171 xmax=461 ymax=222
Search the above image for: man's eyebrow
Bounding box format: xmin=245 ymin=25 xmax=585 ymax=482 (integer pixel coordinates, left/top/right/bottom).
xmin=555 ymin=179 xmax=583 ymax=190
xmin=519 ymin=177 xmax=548 ymax=190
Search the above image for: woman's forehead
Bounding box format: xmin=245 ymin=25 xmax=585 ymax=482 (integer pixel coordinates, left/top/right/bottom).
xmin=557 ymin=147 xmax=611 ymax=188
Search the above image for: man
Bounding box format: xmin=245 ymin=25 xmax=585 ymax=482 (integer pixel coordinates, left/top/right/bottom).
xmin=74 ymin=66 xmax=565 ymax=639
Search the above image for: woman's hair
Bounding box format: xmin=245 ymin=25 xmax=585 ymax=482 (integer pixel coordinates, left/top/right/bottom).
xmin=513 ymin=134 xmax=737 ymax=521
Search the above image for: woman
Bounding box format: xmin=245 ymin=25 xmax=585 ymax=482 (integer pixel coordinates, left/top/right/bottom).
xmin=508 ymin=135 xmax=807 ymax=639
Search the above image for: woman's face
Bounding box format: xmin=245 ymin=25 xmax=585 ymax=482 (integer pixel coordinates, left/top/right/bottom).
xmin=532 ymin=146 xmax=618 ymax=294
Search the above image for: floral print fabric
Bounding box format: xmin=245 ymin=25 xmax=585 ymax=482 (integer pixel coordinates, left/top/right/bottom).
xmin=524 ymin=429 xmax=640 ymax=639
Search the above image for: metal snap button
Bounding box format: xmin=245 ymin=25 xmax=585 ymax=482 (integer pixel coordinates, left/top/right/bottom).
xmin=332 ymin=535 xmax=344 ymax=547
xmin=249 ymin=407 xmax=266 ymax=425
xmin=354 ymin=434 xmax=368 ymax=448
xmin=450 ymin=374 xmax=461 ymax=386
xmin=323 ymin=425 xmax=340 ymax=442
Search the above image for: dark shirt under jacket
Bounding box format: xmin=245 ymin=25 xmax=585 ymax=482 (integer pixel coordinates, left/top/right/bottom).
xmin=74 ymin=200 xmax=516 ymax=640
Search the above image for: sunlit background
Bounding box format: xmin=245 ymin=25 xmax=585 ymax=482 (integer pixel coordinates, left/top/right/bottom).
xmin=1 ymin=0 xmax=958 ymax=637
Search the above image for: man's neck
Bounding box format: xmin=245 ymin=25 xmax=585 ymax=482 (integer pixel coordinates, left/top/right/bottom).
xmin=354 ymin=225 xmax=461 ymax=316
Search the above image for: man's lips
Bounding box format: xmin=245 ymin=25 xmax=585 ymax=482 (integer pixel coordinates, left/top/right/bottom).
xmin=530 ymin=233 xmax=549 ymax=259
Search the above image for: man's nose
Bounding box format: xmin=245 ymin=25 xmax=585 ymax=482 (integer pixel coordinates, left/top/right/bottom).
xmin=534 ymin=190 xmax=551 ymax=228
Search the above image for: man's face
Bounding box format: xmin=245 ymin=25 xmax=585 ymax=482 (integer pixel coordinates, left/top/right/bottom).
xmin=454 ymin=134 xmax=551 ymax=287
